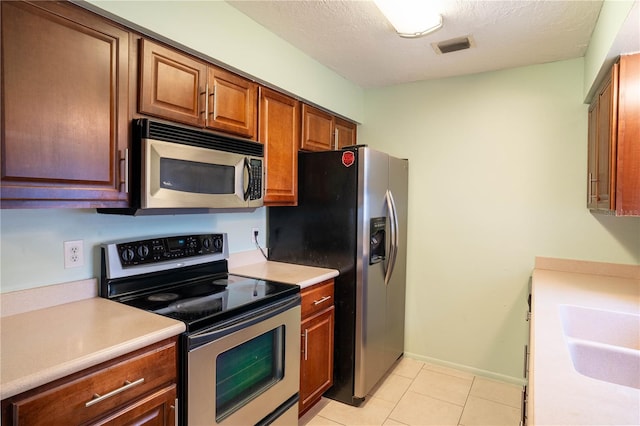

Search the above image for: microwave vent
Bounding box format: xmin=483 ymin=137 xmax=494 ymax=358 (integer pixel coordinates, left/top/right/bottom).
xmin=141 ymin=119 xmax=263 ymax=157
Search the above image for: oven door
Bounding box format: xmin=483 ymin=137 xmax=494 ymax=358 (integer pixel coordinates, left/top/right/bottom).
xmin=142 ymin=138 xmax=263 ymax=209
xmin=186 ymin=296 xmax=301 ymax=426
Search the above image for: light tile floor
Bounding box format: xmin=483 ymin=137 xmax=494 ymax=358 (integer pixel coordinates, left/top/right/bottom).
xmin=299 ymin=357 xmax=522 ymax=426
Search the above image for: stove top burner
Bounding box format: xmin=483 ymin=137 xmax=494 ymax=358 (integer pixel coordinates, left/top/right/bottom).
xmin=156 ymin=291 xmax=228 ymax=317
xmin=147 ymin=293 xmax=179 ymax=302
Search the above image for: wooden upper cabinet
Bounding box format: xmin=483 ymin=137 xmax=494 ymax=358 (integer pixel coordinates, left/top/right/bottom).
xmin=587 ymin=68 xmax=616 ymax=210
xmin=139 ymin=39 xmax=207 ymax=127
xmin=587 ymin=53 xmax=640 ymax=216
xmin=0 ymin=0 xmax=130 ymax=208
xmin=139 ymin=39 xmax=258 ymax=139
xmin=207 ymin=66 xmax=258 ymax=139
xmin=301 ymin=104 xmax=358 ymax=151
xmin=615 ymin=53 xmax=640 ymax=215
xmin=259 ymin=87 xmax=300 ymax=205
xmin=335 ymin=117 xmax=357 ymax=149
xmin=301 ymin=104 xmax=334 ymax=151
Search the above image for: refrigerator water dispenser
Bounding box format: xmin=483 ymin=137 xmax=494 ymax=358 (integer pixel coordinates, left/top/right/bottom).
xmin=370 ymin=217 xmax=386 ymax=264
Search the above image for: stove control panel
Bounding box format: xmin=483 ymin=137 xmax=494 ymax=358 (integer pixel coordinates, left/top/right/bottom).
xmin=116 ymin=233 xmax=224 ymax=266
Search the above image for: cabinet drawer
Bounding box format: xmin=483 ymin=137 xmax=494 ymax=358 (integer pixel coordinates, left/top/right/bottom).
xmin=9 ymin=340 xmax=176 ymax=426
xmin=301 ymin=279 xmax=334 ymax=318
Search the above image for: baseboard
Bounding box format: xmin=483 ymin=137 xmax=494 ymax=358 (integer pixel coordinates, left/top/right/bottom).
xmin=403 ymin=351 xmax=526 ymax=386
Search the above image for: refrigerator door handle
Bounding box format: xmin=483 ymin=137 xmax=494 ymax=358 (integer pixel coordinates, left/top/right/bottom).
xmin=384 ymin=189 xmax=399 ymax=285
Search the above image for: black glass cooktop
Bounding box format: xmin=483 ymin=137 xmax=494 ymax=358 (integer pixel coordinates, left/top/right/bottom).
xmin=115 ymin=273 xmax=299 ymax=332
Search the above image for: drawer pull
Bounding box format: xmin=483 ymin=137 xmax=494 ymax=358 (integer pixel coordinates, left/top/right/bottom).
xmin=85 ymin=378 xmax=145 ymax=407
xmin=313 ymin=295 xmax=331 ymax=305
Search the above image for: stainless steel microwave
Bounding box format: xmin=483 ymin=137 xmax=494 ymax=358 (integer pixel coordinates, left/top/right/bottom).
xmin=100 ymin=119 xmax=264 ymax=215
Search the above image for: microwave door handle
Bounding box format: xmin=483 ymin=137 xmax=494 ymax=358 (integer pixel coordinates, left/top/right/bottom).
xmin=243 ymin=158 xmax=252 ymax=201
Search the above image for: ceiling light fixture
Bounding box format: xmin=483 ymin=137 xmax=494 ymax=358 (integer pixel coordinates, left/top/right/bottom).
xmin=373 ymin=0 xmax=444 ymax=38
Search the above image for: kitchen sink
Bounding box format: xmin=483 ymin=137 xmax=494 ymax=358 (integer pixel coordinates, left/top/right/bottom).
xmin=559 ymin=304 xmax=640 ymax=389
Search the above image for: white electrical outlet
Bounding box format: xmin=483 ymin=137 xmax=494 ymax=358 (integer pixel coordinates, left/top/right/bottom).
xmin=252 ymin=228 xmax=259 ymax=244
xmin=64 ymin=240 xmax=84 ymax=268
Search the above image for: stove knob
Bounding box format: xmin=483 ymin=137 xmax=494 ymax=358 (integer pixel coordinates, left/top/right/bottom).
xmin=202 ymin=237 xmax=212 ymax=250
xmin=213 ymin=236 xmax=223 ymax=251
xmin=137 ymin=245 xmax=149 ymax=258
xmin=121 ymin=248 xmax=135 ymax=263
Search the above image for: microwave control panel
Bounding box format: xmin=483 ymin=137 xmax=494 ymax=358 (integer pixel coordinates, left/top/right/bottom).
xmin=247 ymin=159 xmax=263 ymax=200
xmin=117 ymin=233 xmax=224 ymax=266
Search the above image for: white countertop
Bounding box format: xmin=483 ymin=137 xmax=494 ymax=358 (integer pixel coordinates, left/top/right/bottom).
xmin=0 ymin=297 xmax=185 ymax=400
xmin=530 ymin=257 xmax=640 ymax=425
xmin=228 ymin=250 xmax=339 ymax=288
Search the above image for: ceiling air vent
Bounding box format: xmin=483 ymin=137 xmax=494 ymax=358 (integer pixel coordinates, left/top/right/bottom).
xmin=432 ymin=35 xmax=475 ymax=54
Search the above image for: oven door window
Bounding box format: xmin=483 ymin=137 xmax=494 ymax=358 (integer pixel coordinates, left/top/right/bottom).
xmin=160 ymin=157 xmax=234 ymax=195
xmin=215 ymin=326 xmax=285 ymax=422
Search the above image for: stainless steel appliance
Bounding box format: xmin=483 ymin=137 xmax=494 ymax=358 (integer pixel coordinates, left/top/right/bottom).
xmin=268 ymin=146 xmax=408 ymax=406
xmin=100 ymin=233 xmax=300 ymax=425
xmin=100 ymin=119 xmax=264 ymax=215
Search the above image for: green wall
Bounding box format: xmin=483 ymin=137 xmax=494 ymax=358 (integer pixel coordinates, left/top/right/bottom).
xmin=362 ymin=58 xmax=640 ymax=381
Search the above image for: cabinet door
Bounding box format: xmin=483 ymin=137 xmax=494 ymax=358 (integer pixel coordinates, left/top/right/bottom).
xmin=595 ymin=70 xmax=617 ymax=210
xmin=587 ymin=103 xmax=598 ymax=209
xmin=207 ymin=66 xmax=258 ymax=139
xmin=92 ymin=385 xmax=176 ymax=426
xmin=335 ymin=117 xmax=357 ymax=149
xmin=615 ymin=53 xmax=640 ymax=215
xmin=139 ymin=39 xmax=207 ymax=127
xmin=301 ymin=104 xmax=334 ymax=151
xmin=259 ymin=87 xmax=300 ymax=205
xmin=300 ymin=307 xmax=334 ymax=416
xmin=1 ymin=1 xmax=129 ymax=207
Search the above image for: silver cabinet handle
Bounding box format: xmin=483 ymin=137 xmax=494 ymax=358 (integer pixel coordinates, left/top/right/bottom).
xmin=199 ymin=83 xmax=209 ymax=118
xmin=85 ymin=378 xmax=144 ymax=407
xmin=119 ymin=149 xmax=129 ymax=194
xmin=588 ymin=172 xmax=598 ymax=202
xmin=173 ymin=398 xmax=179 ymax=426
xmin=313 ymin=295 xmax=331 ymax=305
xmin=302 ymin=329 xmax=309 ymax=361
xmin=209 ymin=84 xmax=216 ymax=116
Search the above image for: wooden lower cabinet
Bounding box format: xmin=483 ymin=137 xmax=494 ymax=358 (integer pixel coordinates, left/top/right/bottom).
xmin=299 ymin=280 xmax=335 ymax=416
xmin=1 ymin=337 xmax=178 ymax=426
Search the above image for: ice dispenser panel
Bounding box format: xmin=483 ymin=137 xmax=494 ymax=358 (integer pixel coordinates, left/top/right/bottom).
xmin=369 ymin=217 xmax=386 ymax=265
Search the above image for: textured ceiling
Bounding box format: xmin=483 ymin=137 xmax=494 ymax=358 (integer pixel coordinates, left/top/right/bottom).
xmin=227 ymin=0 xmax=604 ymax=88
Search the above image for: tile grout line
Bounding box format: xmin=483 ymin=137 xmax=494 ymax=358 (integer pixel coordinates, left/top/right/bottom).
xmin=456 ymin=375 xmax=476 ymax=426
xmin=375 ymin=363 xmax=432 ymax=425
xmin=379 ymin=370 xmax=415 ymax=425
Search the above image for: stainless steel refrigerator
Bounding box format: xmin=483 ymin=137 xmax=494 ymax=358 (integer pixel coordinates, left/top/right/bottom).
xmin=267 ymin=146 xmax=408 ymax=406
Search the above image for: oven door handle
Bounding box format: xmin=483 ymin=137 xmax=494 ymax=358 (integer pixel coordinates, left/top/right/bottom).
xmin=188 ymin=294 xmax=300 ymax=350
